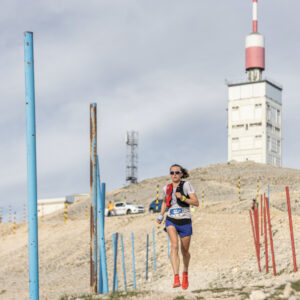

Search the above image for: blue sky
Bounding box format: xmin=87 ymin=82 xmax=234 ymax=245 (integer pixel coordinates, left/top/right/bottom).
xmin=1 ymin=0 xmax=300 ymax=219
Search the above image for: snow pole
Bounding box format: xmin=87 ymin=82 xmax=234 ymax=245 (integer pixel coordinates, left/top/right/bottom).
xmin=152 ymin=228 xmax=156 ymax=271
xmin=268 ymin=184 xmax=270 ymax=207
xmin=265 ymin=197 xmax=276 ymax=276
xmin=285 ymin=187 xmax=298 ymax=272
xmin=254 ymin=203 xmax=260 ymax=268
xmin=146 ymin=234 xmax=149 ymax=280
xmin=131 ymin=232 xmax=136 ymax=290
xmin=260 ymin=195 xmax=263 ymax=236
xmin=24 ymin=31 xmax=39 ymax=300
xmin=112 ymin=233 xmax=119 ymax=292
xmin=264 ymin=194 xmax=269 ymax=273
xmin=98 ymin=181 xmax=108 ymax=293
xmin=249 ymin=210 xmax=261 ymax=272
xmin=120 ymin=234 xmax=127 ymax=291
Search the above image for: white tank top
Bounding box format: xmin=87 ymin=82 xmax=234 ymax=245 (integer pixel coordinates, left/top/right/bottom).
xmin=163 ymin=181 xmax=195 ymax=220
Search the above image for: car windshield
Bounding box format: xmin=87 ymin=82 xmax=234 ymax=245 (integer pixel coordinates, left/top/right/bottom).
xmin=126 ymin=202 xmax=133 ymax=205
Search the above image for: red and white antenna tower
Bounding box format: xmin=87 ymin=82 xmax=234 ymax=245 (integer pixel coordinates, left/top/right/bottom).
xmin=245 ymin=0 xmax=265 ymax=81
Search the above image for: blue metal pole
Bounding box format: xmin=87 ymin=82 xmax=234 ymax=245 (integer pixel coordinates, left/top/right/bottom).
xmin=168 ymin=235 xmax=170 ymax=259
xmin=120 ymin=234 xmax=127 ymax=291
xmin=131 ymin=232 xmax=136 ymax=290
xmin=90 ymin=103 xmax=97 ymax=292
xmin=96 ymin=157 xmax=103 ymax=294
xmin=152 ymin=228 xmax=156 ymax=271
xmin=112 ymin=233 xmax=119 ymax=292
xmin=24 ymin=31 xmax=39 ymax=300
xmin=146 ymin=234 xmax=149 ymax=280
xmin=98 ymin=180 xmax=108 ymax=293
xmin=101 ymin=183 xmax=106 ymax=230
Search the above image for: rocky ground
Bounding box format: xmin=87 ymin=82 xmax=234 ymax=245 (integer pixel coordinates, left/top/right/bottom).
xmin=1 ymin=161 xmax=300 ymax=300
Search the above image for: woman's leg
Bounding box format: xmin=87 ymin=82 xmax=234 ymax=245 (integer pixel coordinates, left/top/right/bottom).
xmin=180 ymin=235 xmax=191 ymax=272
xmin=166 ymin=226 xmax=179 ymax=275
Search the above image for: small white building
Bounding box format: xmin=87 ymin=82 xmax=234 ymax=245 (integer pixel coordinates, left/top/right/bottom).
xmin=227 ymin=0 xmax=282 ymax=167
xmin=227 ymin=80 xmax=282 ymax=166
xmin=37 ymin=194 xmax=88 ymax=217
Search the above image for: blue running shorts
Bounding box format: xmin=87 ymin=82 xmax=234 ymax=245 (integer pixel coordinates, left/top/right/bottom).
xmin=165 ymin=219 xmax=193 ymax=237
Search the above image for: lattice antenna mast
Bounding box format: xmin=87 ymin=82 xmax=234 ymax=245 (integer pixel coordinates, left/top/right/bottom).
xmin=126 ymin=131 xmax=138 ymax=185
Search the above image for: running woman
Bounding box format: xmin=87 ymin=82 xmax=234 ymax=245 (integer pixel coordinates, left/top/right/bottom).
xmin=157 ymin=164 xmax=199 ymax=290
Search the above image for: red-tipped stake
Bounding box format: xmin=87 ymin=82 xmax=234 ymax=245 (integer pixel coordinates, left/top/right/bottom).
xmin=254 ymin=203 xmax=260 ymax=266
xmin=264 ymin=193 xmax=269 ymax=273
xmin=265 ymin=197 xmax=276 ymax=276
xmin=249 ymin=209 xmax=261 ymax=272
xmin=285 ymin=187 xmax=298 ymax=272
xmin=261 ymin=195 xmax=263 ymax=236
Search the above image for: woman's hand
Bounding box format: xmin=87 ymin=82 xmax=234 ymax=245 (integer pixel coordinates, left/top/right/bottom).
xmin=175 ymin=192 xmax=182 ymax=200
xmin=156 ymin=214 xmax=164 ymax=224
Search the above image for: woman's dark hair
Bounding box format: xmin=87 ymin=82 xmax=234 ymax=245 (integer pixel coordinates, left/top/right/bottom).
xmin=170 ymin=164 xmax=189 ymax=178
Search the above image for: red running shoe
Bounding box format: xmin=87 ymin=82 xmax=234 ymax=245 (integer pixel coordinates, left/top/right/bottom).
xmin=182 ymin=272 xmax=189 ymax=290
xmin=173 ymin=274 xmax=180 ymax=288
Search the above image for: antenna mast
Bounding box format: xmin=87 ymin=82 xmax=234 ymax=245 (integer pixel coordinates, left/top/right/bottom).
xmin=125 ymin=131 xmax=138 ymax=185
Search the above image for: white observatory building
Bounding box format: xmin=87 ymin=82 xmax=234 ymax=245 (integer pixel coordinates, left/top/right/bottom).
xmin=227 ymin=0 xmax=282 ymax=166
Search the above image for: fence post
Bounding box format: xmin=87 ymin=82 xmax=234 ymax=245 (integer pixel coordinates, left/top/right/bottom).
xmin=264 ymin=194 xmax=268 ymax=273
xmin=90 ymin=103 xmax=98 ymax=293
xmin=265 ymin=197 xmax=276 ymax=275
xmin=146 ymin=234 xmax=149 ymax=280
xmin=260 ymin=195 xmax=263 ymax=236
xmin=155 ymin=185 xmax=159 ymax=212
xmin=152 ymin=228 xmax=156 ymax=271
xmin=13 ymin=212 xmax=17 ymax=234
xmin=23 ymin=204 xmax=27 ymax=223
xmin=121 ymin=234 xmax=127 ymax=291
xmin=9 ymin=205 xmax=12 ymax=223
xmin=24 ymin=31 xmax=39 ymax=300
xmin=96 ymin=156 xmax=103 ymax=294
xmin=96 ymin=156 xmax=109 ymax=294
xmin=249 ymin=210 xmax=261 ymax=272
xmin=131 ymin=232 xmax=136 ymax=290
xmin=238 ymin=177 xmax=241 ymax=201
xmin=285 ymin=187 xmax=297 ymax=272
xmin=112 ymin=233 xmax=119 ymax=292
xmin=64 ymin=202 xmax=68 ymax=223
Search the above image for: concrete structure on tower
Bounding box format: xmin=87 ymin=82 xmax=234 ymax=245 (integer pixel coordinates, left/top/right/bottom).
xmin=227 ymin=0 xmax=282 ymax=166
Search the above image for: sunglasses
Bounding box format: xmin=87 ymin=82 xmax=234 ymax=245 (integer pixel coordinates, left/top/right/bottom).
xmin=170 ymin=171 xmax=182 ymax=175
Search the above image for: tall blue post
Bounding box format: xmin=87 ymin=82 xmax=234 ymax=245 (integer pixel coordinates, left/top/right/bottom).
xmin=97 ymin=175 xmax=108 ymax=293
xmin=112 ymin=233 xmax=119 ymax=292
xmin=168 ymin=235 xmax=170 ymax=259
xmin=131 ymin=232 xmax=136 ymax=290
xmin=24 ymin=31 xmax=39 ymax=300
xmin=120 ymin=234 xmax=127 ymax=291
xmin=146 ymin=234 xmax=149 ymax=280
xmin=152 ymin=228 xmax=156 ymax=271
xmin=96 ymin=157 xmax=103 ymax=293
xmin=101 ymin=183 xmax=106 ymax=230
xmin=90 ymin=103 xmax=97 ymax=292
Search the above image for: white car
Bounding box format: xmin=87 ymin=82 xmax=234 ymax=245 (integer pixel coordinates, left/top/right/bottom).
xmin=105 ymin=202 xmax=145 ymax=216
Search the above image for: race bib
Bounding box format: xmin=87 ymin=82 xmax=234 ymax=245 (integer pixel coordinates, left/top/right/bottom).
xmin=169 ymin=208 xmax=183 ymax=217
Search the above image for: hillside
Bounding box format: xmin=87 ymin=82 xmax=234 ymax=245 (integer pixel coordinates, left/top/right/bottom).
xmin=1 ymin=161 xmax=300 ymax=299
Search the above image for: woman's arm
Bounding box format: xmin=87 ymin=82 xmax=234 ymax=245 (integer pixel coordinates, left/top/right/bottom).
xmin=157 ymin=196 xmax=167 ymax=224
xmin=186 ymin=193 xmax=199 ymax=207
xmin=175 ymin=192 xmax=199 ymax=207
